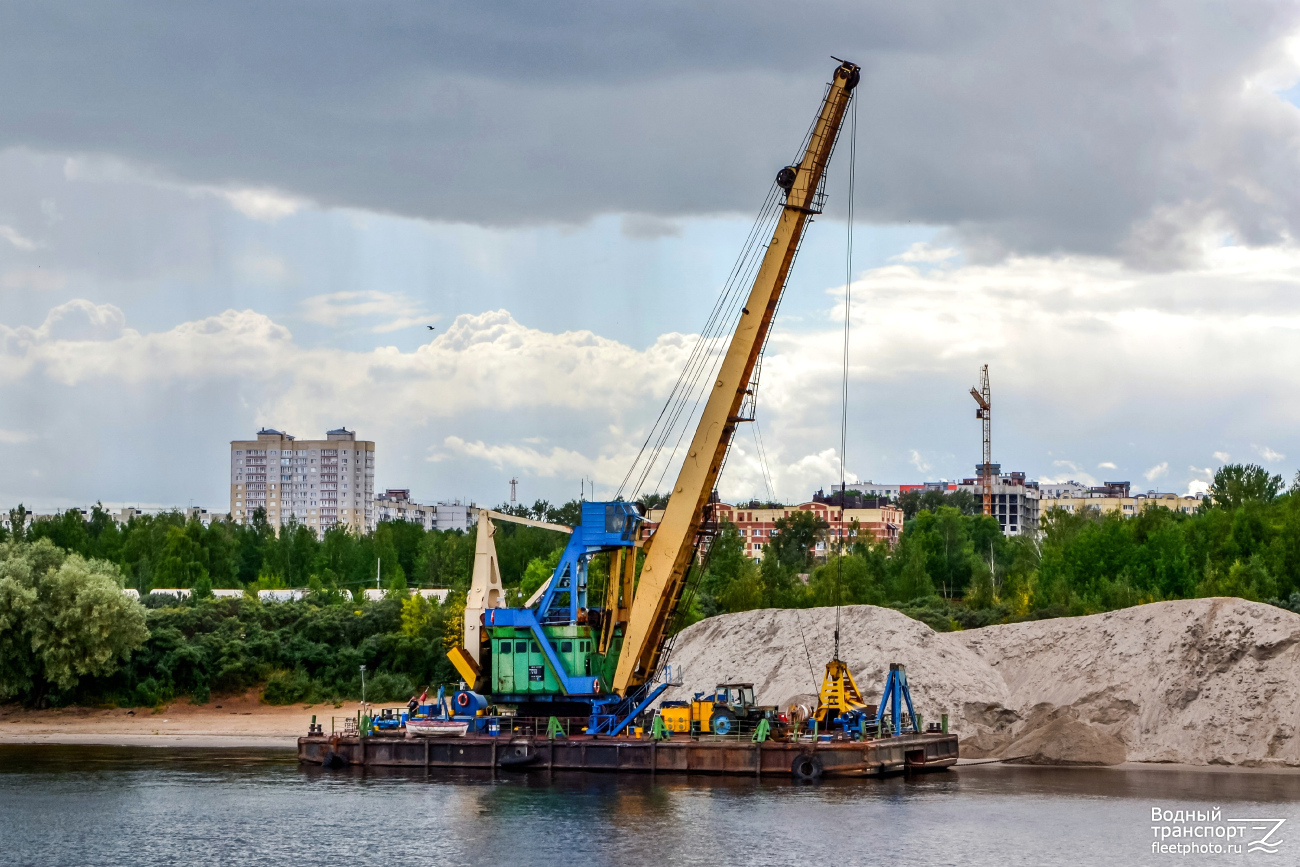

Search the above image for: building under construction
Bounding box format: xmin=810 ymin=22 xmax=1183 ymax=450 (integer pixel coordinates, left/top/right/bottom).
xmin=956 ymin=470 xmax=1041 ymax=536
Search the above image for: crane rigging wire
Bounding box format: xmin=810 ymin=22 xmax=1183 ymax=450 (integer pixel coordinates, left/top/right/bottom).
xmin=617 ymin=95 xmax=833 ymax=506
xmin=616 ymin=185 xmax=783 ymax=502
xmin=637 ymin=87 xmax=846 ymax=684
xmin=834 ymin=85 xmax=859 ymax=662
xmin=655 ymin=81 xmax=858 ymax=691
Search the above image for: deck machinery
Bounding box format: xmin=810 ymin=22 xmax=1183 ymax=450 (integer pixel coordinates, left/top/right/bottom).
xmin=447 ymin=59 xmax=862 ymax=735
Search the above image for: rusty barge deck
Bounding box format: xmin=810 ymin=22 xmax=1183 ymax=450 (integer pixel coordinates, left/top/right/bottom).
xmin=298 ymin=731 xmax=958 ymax=778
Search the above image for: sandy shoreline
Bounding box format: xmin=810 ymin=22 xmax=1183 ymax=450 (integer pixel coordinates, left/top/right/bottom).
xmin=0 ymin=692 xmax=369 ymax=749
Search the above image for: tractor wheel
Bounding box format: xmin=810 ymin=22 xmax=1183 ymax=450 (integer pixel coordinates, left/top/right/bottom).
xmin=710 ymin=709 xmax=737 ymax=736
xmin=791 ymin=753 xmax=823 ymax=782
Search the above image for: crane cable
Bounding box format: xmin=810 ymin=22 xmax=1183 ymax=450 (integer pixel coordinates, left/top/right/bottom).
xmin=617 ymin=97 xmax=830 ymax=506
xmin=616 ymin=185 xmax=783 ymax=502
xmin=834 ymin=88 xmax=858 ymax=662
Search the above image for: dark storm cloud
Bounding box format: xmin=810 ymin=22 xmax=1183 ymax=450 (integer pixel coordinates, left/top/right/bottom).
xmin=2 ymin=1 xmax=1299 ymax=264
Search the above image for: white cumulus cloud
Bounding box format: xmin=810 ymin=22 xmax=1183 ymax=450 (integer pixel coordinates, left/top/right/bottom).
xmin=0 ymin=224 xmax=37 ymax=251
xmin=1144 ymin=462 xmax=1170 ymax=482
xmin=1253 ymin=443 xmax=1285 ymax=462
xmin=299 ymin=291 xmax=429 ymax=333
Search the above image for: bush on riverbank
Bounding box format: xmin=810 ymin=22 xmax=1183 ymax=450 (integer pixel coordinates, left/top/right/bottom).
xmin=101 ymin=593 xmax=458 ymax=708
xmin=0 ymin=536 xmax=461 ymax=707
xmin=0 ymin=539 xmax=148 ymax=705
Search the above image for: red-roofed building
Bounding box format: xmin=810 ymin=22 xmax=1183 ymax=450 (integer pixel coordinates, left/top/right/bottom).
xmin=640 ymin=500 xmax=902 ymax=560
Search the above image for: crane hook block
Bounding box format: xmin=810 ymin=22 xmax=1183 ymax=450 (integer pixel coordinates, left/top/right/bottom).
xmin=776 ymin=166 xmax=798 ymax=191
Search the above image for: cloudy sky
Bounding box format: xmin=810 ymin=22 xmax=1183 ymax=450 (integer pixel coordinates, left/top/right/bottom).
xmin=3 ymin=1 xmax=1300 ymax=512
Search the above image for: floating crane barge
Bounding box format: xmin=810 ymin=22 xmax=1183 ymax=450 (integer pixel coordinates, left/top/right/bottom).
xmin=298 ymin=730 xmax=958 ymax=778
xmin=302 ymin=58 xmax=960 ymax=780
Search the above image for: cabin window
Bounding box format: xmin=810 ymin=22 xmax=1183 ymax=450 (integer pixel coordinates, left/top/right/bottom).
xmin=605 ymin=504 xmax=625 ymax=534
xmin=499 ymin=641 xmax=512 ymax=654
xmin=515 ymin=641 xmax=527 ymax=653
xmin=561 ymin=641 xmax=573 ymax=652
xmin=531 ymin=642 xmax=540 ymax=653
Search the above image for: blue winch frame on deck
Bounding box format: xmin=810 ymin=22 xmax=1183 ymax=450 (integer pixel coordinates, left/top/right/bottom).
xmin=876 ymin=663 xmax=919 ymax=736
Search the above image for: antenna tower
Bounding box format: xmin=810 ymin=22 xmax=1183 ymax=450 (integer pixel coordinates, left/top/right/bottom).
xmin=969 ymin=365 xmax=992 ymax=517
xmin=509 ymin=477 xmax=518 ymax=505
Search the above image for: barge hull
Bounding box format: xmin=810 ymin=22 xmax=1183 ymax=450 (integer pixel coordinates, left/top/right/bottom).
xmin=299 ymin=732 xmax=958 ymax=777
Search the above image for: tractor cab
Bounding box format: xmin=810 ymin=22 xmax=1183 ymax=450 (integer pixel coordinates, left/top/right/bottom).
xmin=690 ymin=682 xmax=775 ymax=735
xmin=715 ymin=683 xmax=756 ymax=709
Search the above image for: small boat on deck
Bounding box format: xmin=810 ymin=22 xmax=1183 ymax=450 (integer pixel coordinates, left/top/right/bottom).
xmin=405 ymin=718 xmax=468 ymax=738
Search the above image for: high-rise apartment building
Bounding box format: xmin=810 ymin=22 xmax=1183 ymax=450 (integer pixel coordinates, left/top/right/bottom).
xmin=230 ymin=427 xmax=375 ymax=534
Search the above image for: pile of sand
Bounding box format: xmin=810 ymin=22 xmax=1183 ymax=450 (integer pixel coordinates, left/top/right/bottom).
xmin=662 ymin=597 xmax=1300 ymax=767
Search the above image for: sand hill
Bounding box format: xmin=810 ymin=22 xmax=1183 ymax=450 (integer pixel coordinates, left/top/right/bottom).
xmin=661 ymin=598 xmax=1300 ymax=767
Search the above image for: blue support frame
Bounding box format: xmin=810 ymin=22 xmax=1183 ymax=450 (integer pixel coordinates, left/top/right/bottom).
xmin=535 ymin=501 xmax=642 ymax=625
xmin=875 ymin=663 xmax=919 ymax=736
xmin=586 ymin=681 xmax=670 ymax=736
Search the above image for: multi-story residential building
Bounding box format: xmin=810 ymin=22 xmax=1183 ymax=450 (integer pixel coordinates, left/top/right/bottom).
xmin=230 ymin=427 xmax=375 ymax=534
xmin=956 ymin=468 xmax=1041 ymax=537
xmin=116 ymin=507 xmax=144 ymax=525
xmin=641 ymin=500 xmax=903 ymax=560
xmin=185 ymin=507 xmax=216 ymax=527
xmin=375 ymin=489 xmax=435 ymax=528
xmin=374 ymin=490 xmax=480 ymax=532
xmin=434 ymin=500 xmax=478 ymax=532
xmin=834 ymin=481 xmax=960 ymax=499
xmin=29 ymin=506 xmax=214 ymax=528
xmin=1039 ymin=485 xmax=1203 ymax=518
xmin=1038 ymin=480 xmax=1092 ymax=500
xmin=836 ymin=481 xmax=904 ymax=499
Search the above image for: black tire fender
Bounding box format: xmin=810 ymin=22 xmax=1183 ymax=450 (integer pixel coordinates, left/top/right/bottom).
xmin=791 ymin=753 xmax=823 ymax=782
xmin=321 ymin=750 xmax=347 ymax=770
xmin=497 ymin=742 xmax=539 ymax=768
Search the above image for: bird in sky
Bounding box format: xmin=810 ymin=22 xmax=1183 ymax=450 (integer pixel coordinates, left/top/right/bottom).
xmin=426 ymin=325 xmax=436 ymax=330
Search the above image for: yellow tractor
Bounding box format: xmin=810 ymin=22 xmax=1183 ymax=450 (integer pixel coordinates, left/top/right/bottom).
xmin=688 ymin=683 xmax=782 ymax=736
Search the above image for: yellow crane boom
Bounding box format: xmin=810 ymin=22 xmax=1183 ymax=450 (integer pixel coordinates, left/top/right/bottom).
xmin=612 ymin=59 xmax=861 ymax=695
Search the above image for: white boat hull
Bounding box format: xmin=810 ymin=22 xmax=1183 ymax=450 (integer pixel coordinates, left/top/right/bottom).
xmin=405 ymin=719 xmax=468 ymax=738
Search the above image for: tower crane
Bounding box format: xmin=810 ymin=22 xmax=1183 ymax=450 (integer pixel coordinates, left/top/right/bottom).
xmin=970 ymin=364 xmax=992 ymax=516
xmin=448 ymin=59 xmax=861 ymax=732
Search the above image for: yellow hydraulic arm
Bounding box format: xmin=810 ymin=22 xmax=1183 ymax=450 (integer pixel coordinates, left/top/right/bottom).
xmin=612 ymin=59 xmax=860 ymax=695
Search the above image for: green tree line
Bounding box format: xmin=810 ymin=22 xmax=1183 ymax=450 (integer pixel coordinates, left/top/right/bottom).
xmin=5 ymin=499 xmax=580 ymax=598
xmin=690 ymin=464 xmax=1300 ymax=631
xmin=0 ymin=500 xmax=579 ymax=707
xmin=6 ymin=464 xmax=1300 ymax=706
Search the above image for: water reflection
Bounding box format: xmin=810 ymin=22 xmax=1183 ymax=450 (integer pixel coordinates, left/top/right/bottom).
xmin=1 ymin=746 xmax=1297 ymax=867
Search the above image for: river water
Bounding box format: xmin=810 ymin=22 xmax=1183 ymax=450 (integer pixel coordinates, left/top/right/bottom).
xmin=1 ymin=745 xmax=1296 ymax=866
